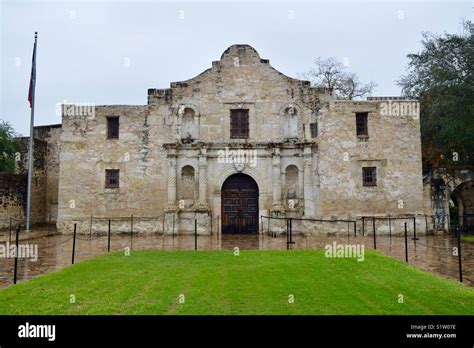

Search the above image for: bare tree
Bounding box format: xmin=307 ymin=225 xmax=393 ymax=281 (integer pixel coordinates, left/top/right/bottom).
xmin=301 ymin=57 xmax=377 ymax=100
xmin=338 ymin=73 xmax=377 ymax=100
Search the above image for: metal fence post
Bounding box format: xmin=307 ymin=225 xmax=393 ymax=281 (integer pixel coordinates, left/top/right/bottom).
xmin=9 ymin=217 xmax=12 ymax=244
xmin=162 ymin=213 xmax=165 ymax=235
xmin=362 ymin=217 xmax=365 ymax=236
xmin=131 ymin=214 xmax=134 ymax=249
xmin=13 ymin=226 xmax=20 ymax=284
xmin=172 ymin=214 xmax=175 ymax=237
xmin=108 ymin=219 xmax=111 ymax=252
xmin=353 ymin=221 xmax=356 ymax=237
xmin=89 ymin=214 xmax=93 ymax=237
xmin=289 ymin=218 xmax=294 ymax=244
xmin=388 ymin=215 xmax=392 ymax=239
xmin=210 ymin=213 xmax=213 ymax=235
xmin=404 ymin=222 xmax=408 ymax=263
xmin=194 ymin=219 xmax=197 ymax=251
xmin=72 ymin=223 xmax=77 ymax=264
xmin=456 ymin=226 xmax=463 ymax=282
xmin=412 ymin=216 xmax=419 ymax=240
xmin=372 ymin=217 xmax=376 ymax=250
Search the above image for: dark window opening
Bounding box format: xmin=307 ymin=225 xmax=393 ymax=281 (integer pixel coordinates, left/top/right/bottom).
xmin=356 ymin=112 xmax=368 ymax=136
xmin=362 ymin=167 xmax=377 ymax=186
xmin=310 ymin=123 xmax=318 ymax=138
xmin=107 ymin=117 xmax=119 ymax=139
xmin=105 ymin=169 xmax=120 ymax=188
xmin=230 ymin=109 xmax=249 ymax=139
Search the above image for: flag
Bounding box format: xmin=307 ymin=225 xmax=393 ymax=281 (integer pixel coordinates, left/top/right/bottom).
xmin=25 ymin=32 xmax=37 ymax=231
xmin=28 ymin=33 xmax=37 ymax=108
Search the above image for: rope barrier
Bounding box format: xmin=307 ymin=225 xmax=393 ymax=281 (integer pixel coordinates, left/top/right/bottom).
xmin=260 ymin=215 xmax=355 ymax=223
xmin=90 ymin=216 xmax=163 ymax=221
xmin=415 ymin=242 xmax=451 ymax=250
xmin=41 ymin=236 xmax=74 ymax=249
xmin=75 ymin=234 xmax=104 ymax=241
xmin=415 ymin=239 xmax=463 ymax=250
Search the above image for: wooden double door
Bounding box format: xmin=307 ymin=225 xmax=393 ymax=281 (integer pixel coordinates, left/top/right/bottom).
xmin=222 ymin=174 xmax=259 ymax=234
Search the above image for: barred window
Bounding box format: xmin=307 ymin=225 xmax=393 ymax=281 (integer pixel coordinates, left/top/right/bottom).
xmin=362 ymin=167 xmax=377 ymax=186
xmin=107 ymin=117 xmax=119 ymax=139
xmin=230 ymin=109 xmax=249 ymax=139
xmin=105 ymin=169 xmax=119 ymax=188
xmin=356 ymin=112 xmax=368 ymax=136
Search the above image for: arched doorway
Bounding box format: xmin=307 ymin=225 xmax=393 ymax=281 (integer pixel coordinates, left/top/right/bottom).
xmin=221 ymin=173 xmax=259 ymax=234
xmin=451 ymin=180 xmax=474 ymax=232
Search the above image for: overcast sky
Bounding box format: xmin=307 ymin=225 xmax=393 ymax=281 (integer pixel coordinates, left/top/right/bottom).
xmin=0 ymin=0 xmax=470 ymax=135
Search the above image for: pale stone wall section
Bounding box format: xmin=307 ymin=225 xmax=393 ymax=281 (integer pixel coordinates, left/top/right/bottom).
xmin=318 ymin=101 xmax=424 ymax=218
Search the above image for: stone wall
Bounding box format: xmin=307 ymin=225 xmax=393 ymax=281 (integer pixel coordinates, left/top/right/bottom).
xmin=0 ymin=173 xmax=26 ymax=229
xmin=56 ymin=44 xmax=425 ymax=234
xmin=57 ymin=105 xmax=161 ymax=233
xmin=15 ymin=137 xmax=48 ymax=226
xmin=34 ymin=125 xmax=62 ymax=222
xmin=317 ymin=100 xmax=424 ymax=218
xmin=0 ymin=137 xmax=48 ymax=228
xmin=424 ymin=169 xmax=474 ymax=232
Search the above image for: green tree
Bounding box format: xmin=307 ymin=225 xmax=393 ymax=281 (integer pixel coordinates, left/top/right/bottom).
xmin=398 ymin=21 xmax=474 ymax=170
xmin=0 ymin=121 xmax=18 ymax=173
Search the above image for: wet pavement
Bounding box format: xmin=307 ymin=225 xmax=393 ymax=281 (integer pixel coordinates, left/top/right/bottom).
xmin=0 ymin=229 xmax=472 ymax=288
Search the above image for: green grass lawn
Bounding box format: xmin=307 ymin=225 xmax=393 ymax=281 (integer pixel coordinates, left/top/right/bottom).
xmin=0 ymin=250 xmax=473 ymax=315
xmin=462 ymin=235 xmax=474 ymax=242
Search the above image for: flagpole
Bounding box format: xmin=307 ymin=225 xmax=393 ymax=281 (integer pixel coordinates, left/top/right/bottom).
xmin=25 ymin=32 xmax=37 ymax=232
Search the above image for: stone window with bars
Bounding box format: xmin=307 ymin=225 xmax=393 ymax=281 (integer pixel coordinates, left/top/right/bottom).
xmin=105 ymin=169 xmax=120 ymax=189
xmin=362 ymin=167 xmax=377 ymax=186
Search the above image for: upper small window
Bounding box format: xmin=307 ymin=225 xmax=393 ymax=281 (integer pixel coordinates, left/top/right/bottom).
xmin=362 ymin=167 xmax=377 ymax=186
xmin=310 ymin=123 xmax=318 ymax=138
xmin=105 ymin=169 xmax=120 ymax=189
xmin=107 ymin=117 xmax=119 ymax=139
xmin=356 ymin=112 xmax=368 ymax=137
xmin=230 ymin=109 xmax=249 ymax=139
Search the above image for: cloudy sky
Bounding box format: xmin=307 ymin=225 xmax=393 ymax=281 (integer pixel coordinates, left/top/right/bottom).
xmin=0 ymin=0 xmax=470 ymax=135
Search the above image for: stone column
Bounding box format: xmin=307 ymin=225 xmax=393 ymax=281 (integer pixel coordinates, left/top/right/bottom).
xmin=167 ymin=150 xmax=177 ymax=207
xmin=298 ymin=168 xmax=304 ymax=199
xmin=312 ymin=151 xmax=320 ymax=217
xmin=271 ymin=147 xmax=283 ymax=211
xmin=303 ymin=146 xmax=314 ymax=217
xmin=198 ymin=148 xmax=208 ymax=206
xmin=164 ymin=147 xmax=178 ymax=235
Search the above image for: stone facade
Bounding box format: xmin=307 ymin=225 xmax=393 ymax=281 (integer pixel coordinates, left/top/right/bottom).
xmin=50 ymin=45 xmax=425 ymax=234
xmin=33 ymin=125 xmax=62 ymax=223
xmin=0 ymin=131 xmax=58 ymax=229
xmin=0 ymin=173 xmax=26 ymax=229
xmin=424 ymin=169 xmax=474 ymax=232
